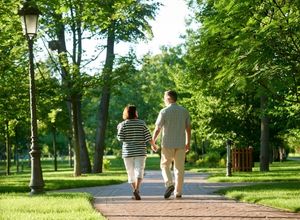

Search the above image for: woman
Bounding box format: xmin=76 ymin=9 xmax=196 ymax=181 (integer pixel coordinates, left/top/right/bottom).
xmin=117 ymin=105 xmax=157 ymax=200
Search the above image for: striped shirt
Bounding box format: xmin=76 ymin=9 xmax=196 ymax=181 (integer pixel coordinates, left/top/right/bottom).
xmin=155 ymin=103 xmax=191 ymax=148
xmin=117 ymin=119 xmax=152 ymax=158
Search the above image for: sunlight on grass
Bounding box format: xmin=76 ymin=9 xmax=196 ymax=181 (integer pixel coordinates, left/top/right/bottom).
xmin=1 ymin=154 xmax=300 ymax=217
xmin=200 ymin=159 xmax=300 ymax=213
xmin=0 ymin=157 xmax=132 ymax=220
xmin=0 ymin=193 xmax=105 ymax=220
xmin=0 ymin=170 xmax=127 ymax=193
xmin=204 ymin=160 xmax=300 ymax=183
xmin=218 ymin=182 xmax=300 ymax=212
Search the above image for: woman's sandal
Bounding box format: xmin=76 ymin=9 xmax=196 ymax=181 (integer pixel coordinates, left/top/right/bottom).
xmin=133 ymin=190 xmax=141 ymax=200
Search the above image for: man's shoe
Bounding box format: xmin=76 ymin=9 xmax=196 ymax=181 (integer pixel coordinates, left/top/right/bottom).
xmin=164 ymin=185 xmax=175 ymax=199
xmin=133 ymin=190 xmax=141 ymax=200
xmin=175 ymin=195 xmax=182 ymax=199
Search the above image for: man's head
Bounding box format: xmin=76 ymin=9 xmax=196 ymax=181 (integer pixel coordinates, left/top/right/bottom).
xmin=164 ymin=90 xmax=177 ymax=105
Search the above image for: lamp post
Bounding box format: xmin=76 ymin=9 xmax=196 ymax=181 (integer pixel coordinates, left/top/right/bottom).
xmin=226 ymin=139 xmax=232 ymax=177
xmin=18 ymin=0 xmax=44 ymax=194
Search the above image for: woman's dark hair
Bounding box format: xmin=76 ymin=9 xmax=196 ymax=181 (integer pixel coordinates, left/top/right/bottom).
xmin=122 ymin=105 xmax=137 ymax=120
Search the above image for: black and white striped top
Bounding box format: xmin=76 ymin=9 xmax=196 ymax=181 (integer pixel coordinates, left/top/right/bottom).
xmin=117 ymin=119 xmax=152 ymax=158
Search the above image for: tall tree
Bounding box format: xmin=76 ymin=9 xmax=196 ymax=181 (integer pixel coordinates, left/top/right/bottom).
xmin=91 ymin=0 xmax=160 ymax=173
xmin=185 ymin=0 xmax=300 ymax=170
xmin=0 ymin=0 xmax=29 ymax=175
xmin=39 ymin=0 xmax=94 ymax=175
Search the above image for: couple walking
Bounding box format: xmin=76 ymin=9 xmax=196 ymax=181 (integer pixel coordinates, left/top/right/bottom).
xmin=117 ymin=90 xmax=191 ymax=200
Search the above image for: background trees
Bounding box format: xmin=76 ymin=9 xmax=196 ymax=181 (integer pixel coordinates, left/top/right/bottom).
xmin=183 ymin=0 xmax=300 ymax=169
xmin=1 ymin=0 xmax=300 ymax=176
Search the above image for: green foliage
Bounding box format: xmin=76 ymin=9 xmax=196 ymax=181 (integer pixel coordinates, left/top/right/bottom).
xmin=186 ymin=151 xmax=198 ymax=163
xmin=0 ymin=0 xmax=32 ymax=161
xmin=196 ymin=151 xmax=221 ymax=168
xmin=280 ymin=129 xmax=300 ymax=153
xmin=102 ymin=158 xmax=111 ymax=170
xmin=84 ymin=0 xmax=161 ymax=42
xmin=2 ymin=0 xmax=300 ymax=178
xmin=180 ymin=0 xmax=300 ymax=157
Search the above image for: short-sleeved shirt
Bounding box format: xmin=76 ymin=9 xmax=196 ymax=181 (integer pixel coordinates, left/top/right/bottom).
xmin=155 ymin=103 xmax=191 ymax=148
xmin=117 ymin=119 xmax=152 ymax=158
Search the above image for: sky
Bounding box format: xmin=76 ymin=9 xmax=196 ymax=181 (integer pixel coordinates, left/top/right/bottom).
xmin=115 ymin=0 xmax=189 ymax=57
xmin=38 ymin=0 xmax=189 ymax=73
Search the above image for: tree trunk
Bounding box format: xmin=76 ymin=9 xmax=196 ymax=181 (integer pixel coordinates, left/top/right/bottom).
xmin=77 ymin=97 xmax=91 ymax=173
xmin=55 ymin=17 xmax=81 ymax=175
xmin=93 ymin=86 xmax=111 ymax=173
xmin=71 ymin=94 xmax=81 ymax=176
xmin=54 ymin=13 xmax=89 ymax=176
xmin=68 ymin=136 xmax=73 ymax=168
xmin=93 ymin=25 xmax=115 ymax=173
xmin=52 ymin=125 xmax=57 ymax=171
xmin=260 ymin=95 xmax=269 ymax=172
xmin=5 ymin=121 xmax=10 ymax=175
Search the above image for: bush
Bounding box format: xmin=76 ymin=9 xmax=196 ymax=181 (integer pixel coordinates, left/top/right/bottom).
xmin=204 ymin=151 xmax=220 ymax=166
xmin=196 ymin=151 xmax=221 ymax=168
xmin=103 ymin=158 xmax=111 ymax=170
xmin=196 ymin=158 xmax=205 ymax=167
xmin=186 ymin=151 xmax=199 ymax=163
xmin=218 ymin=158 xmax=226 ymax=167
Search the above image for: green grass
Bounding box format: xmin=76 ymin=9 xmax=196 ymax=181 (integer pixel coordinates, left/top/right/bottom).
xmin=0 ymin=156 xmax=131 ymax=220
xmin=0 ymin=154 xmax=161 ymax=220
xmin=218 ymin=182 xmax=300 ymax=212
xmin=0 ymin=159 xmax=128 ymax=193
xmin=202 ymin=159 xmax=300 ymax=183
xmin=0 ymin=193 xmax=103 ymax=220
xmin=1 ymin=154 xmax=300 ymax=218
xmin=194 ymin=158 xmax=300 ymax=213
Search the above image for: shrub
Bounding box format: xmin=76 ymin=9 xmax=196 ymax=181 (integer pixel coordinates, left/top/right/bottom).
xmin=103 ymin=158 xmax=111 ymax=170
xmin=186 ymin=151 xmax=199 ymax=163
xmin=204 ymin=151 xmax=220 ymax=166
xmin=196 ymin=151 xmax=221 ymax=168
xmin=196 ymin=158 xmax=205 ymax=167
xmin=218 ymin=158 xmax=226 ymax=167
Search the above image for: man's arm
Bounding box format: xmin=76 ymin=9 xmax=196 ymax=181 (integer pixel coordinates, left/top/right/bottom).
xmin=185 ymin=126 xmax=191 ymax=152
xmin=153 ymin=126 xmax=161 ymax=143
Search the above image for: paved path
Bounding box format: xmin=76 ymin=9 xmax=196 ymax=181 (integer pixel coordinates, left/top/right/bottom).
xmin=59 ymin=171 xmax=300 ymax=220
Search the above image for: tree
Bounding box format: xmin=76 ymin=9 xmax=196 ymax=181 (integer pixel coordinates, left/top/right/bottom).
xmin=185 ymin=0 xmax=300 ymax=170
xmin=91 ymin=0 xmax=160 ymax=173
xmin=38 ymin=0 xmax=96 ymax=175
xmin=0 ymin=0 xmax=30 ymax=175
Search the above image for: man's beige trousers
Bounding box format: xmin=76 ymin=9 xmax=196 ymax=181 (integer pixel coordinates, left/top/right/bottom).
xmin=160 ymin=147 xmax=186 ymax=196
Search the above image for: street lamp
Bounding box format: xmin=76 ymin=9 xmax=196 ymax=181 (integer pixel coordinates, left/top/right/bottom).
xmin=18 ymin=0 xmax=44 ymax=194
xmin=226 ymin=139 xmax=232 ymax=177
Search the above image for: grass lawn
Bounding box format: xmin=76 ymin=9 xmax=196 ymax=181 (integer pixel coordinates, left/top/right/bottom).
xmin=1 ymin=153 xmax=300 ymax=219
xmin=0 ymin=193 xmax=102 ymax=220
xmin=0 ymin=156 xmax=131 ymax=220
xmin=196 ymin=157 xmax=300 ymax=213
xmin=217 ymin=182 xmax=300 ymax=212
xmin=0 ymin=154 xmax=162 ymax=220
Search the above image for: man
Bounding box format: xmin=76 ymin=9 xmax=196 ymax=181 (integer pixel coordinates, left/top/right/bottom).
xmin=153 ymin=90 xmax=191 ymax=199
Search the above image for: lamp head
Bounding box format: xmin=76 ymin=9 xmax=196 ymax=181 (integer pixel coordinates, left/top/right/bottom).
xmin=18 ymin=0 xmax=40 ymax=39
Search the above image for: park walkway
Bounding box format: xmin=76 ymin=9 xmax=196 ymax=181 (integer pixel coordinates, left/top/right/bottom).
xmin=59 ymin=170 xmax=300 ymax=220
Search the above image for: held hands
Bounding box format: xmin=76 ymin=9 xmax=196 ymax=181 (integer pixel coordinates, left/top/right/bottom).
xmin=151 ymin=144 xmax=159 ymax=152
